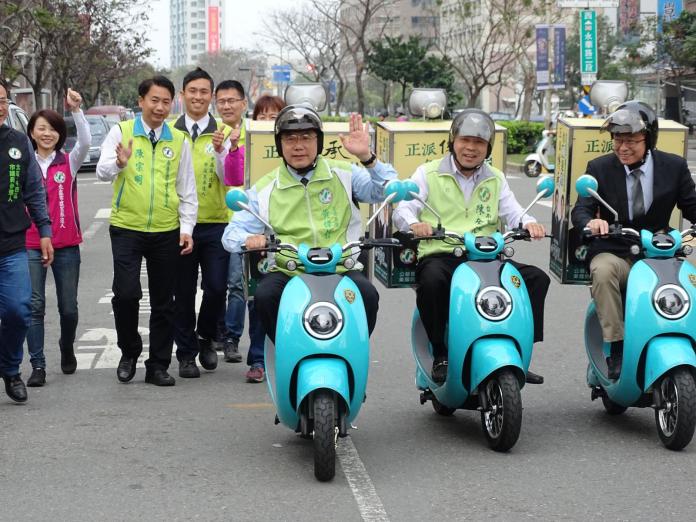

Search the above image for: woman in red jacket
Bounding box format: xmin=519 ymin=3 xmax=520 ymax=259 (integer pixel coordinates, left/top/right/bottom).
xmin=25 ymin=89 xmax=91 ymax=386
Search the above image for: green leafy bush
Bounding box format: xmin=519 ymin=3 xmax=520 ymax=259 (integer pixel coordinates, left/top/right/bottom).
xmin=496 ymin=121 xmax=544 ymax=153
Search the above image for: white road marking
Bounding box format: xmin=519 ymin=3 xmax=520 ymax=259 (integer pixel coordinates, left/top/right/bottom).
xmin=537 ymin=201 xmax=552 ymax=207
xmin=75 ymin=327 xmax=149 ymax=369
xmin=81 ymin=221 xmax=104 ymax=241
xmin=95 ymin=208 xmax=111 ymax=219
xmin=338 ymin=436 xmax=390 ymax=522
xmin=506 ymin=174 xmax=521 ymax=179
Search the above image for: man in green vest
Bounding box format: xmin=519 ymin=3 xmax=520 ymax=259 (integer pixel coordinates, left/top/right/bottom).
xmin=172 ymin=68 xmax=233 ymax=378
xmin=221 ymin=105 xmax=397 ymax=342
xmin=97 ymin=76 xmax=198 ymax=387
xmin=393 ymin=109 xmax=550 ymax=384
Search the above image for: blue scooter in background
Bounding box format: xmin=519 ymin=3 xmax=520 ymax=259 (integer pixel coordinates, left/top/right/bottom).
xmin=226 ymin=182 xmax=404 ymax=481
xmin=576 ymin=175 xmax=696 ymax=450
xmin=404 ymin=176 xmax=554 ymax=452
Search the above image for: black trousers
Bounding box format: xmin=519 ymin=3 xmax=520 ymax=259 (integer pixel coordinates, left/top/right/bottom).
xmin=255 ymin=270 xmax=379 ymax=343
xmin=416 ymin=256 xmax=550 ymax=358
xmin=173 ymin=223 xmax=229 ymax=361
xmin=109 ymin=226 xmax=180 ymax=371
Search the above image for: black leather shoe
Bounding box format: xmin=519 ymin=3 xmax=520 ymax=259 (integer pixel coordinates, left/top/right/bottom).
xmin=431 ymin=359 xmax=448 ymax=384
xmin=525 ymin=370 xmax=544 ymax=385
xmin=3 ymin=374 xmax=28 ymax=403
xmin=223 ymin=338 xmax=243 ymax=363
xmin=198 ymin=338 xmax=218 ymax=371
xmin=60 ymin=341 xmax=77 ymax=374
xmin=179 ymin=359 xmax=200 ymax=378
xmin=117 ymin=357 xmax=137 ymax=383
xmin=27 ymin=368 xmax=46 ymax=387
xmin=145 ymin=369 xmax=176 ymax=386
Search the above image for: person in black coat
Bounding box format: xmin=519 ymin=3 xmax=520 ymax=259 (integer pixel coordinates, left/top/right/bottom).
xmin=571 ymin=101 xmax=696 ymax=379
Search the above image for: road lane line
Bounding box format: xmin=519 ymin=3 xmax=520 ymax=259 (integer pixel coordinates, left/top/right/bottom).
xmin=338 ymin=436 xmax=390 ymax=522
xmin=82 ymin=221 xmax=104 ymax=240
xmin=95 ymin=208 xmax=111 ymax=219
xmin=538 ymin=201 xmax=552 ymax=207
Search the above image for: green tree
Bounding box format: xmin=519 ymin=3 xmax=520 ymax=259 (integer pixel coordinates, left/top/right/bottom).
xmin=367 ymin=35 xmax=460 ymax=112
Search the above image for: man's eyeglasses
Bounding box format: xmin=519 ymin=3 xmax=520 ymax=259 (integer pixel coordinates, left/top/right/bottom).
xmin=280 ymin=133 xmax=317 ymax=145
xmin=216 ymin=97 xmax=245 ymax=107
xmin=0 ymin=98 xmax=9 ymax=106
xmin=613 ymin=137 xmax=645 ymax=147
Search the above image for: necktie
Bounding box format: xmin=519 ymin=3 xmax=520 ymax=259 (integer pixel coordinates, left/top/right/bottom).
xmin=630 ymin=168 xmax=645 ymax=220
xmin=149 ymin=129 xmax=157 ymax=147
xmin=191 ymin=123 xmax=199 ymax=141
xmin=300 ymin=177 xmax=309 ymax=186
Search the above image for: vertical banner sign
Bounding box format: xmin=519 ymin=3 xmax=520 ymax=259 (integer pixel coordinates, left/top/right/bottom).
xmin=580 ymin=10 xmax=597 ymax=85
xmin=208 ymin=6 xmax=220 ymax=53
xmin=552 ymin=25 xmax=566 ymax=89
xmin=536 ymin=25 xmax=550 ymax=91
xmin=657 ymin=0 xmax=683 ymax=33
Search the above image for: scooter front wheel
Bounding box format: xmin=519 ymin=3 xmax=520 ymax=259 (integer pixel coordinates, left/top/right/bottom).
xmin=655 ymin=368 xmax=696 ymax=451
xmin=432 ymin=396 xmax=456 ymax=416
xmin=313 ymin=389 xmax=337 ymax=481
xmin=524 ymin=160 xmax=541 ymax=178
xmin=601 ymin=394 xmax=628 ymax=415
xmin=480 ymin=370 xmax=522 ymax=452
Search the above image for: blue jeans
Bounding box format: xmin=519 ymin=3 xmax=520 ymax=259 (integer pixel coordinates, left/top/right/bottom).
xmin=225 ymin=253 xmax=265 ymax=368
xmin=0 ymin=250 xmax=31 ymax=377
xmin=27 ymin=246 xmax=80 ymax=369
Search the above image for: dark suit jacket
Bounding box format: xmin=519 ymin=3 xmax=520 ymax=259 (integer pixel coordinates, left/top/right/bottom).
xmin=570 ymin=149 xmax=696 ymax=261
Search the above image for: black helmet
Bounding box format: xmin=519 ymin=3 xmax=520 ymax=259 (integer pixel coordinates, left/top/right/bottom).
xmin=274 ymin=104 xmax=324 ymax=160
xmin=600 ymin=100 xmax=658 ymax=150
xmin=449 ymin=109 xmax=496 ymax=158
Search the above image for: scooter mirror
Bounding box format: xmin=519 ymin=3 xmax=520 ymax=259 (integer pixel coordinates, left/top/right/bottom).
xmin=383 ymin=179 xmax=405 ymax=203
xmin=575 ymin=175 xmax=599 ymax=198
xmin=226 ymin=189 xmax=249 ymax=212
xmin=536 ymin=175 xmax=554 ymax=199
xmin=402 ymin=180 xmax=420 ymax=201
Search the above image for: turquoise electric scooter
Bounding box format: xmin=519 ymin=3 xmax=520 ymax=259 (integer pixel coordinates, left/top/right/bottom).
xmin=226 ymin=181 xmax=405 ymax=481
xmin=576 ymin=174 xmax=696 ymax=450
xmin=404 ymin=176 xmax=554 ymax=452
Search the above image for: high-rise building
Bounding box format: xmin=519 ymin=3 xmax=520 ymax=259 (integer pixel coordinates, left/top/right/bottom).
xmin=170 ymin=0 xmax=224 ymax=69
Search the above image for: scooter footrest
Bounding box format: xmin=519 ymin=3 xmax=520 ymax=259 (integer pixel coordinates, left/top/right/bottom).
xmin=590 ymin=387 xmax=604 ymax=401
xmin=420 ymin=390 xmax=433 ymax=405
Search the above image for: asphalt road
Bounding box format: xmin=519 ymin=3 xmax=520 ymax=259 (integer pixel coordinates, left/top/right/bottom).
xmin=2 ymin=171 xmax=696 ymax=521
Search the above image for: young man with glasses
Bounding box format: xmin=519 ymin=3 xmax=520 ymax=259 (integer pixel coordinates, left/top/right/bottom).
xmin=571 ymin=101 xmax=696 ymax=379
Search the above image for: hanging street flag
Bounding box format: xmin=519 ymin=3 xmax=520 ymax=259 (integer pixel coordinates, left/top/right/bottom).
xmin=552 ymin=25 xmax=566 ymax=89
xmin=536 ymin=25 xmax=550 ymax=91
xmin=657 ymin=0 xmax=683 ymax=33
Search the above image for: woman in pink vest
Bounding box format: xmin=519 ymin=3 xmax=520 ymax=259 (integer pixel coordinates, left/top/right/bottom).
xmin=24 ymin=89 xmax=91 ymax=387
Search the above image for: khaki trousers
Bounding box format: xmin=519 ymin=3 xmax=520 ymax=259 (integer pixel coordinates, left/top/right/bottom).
xmin=589 ymin=253 xmax=633 ymax=343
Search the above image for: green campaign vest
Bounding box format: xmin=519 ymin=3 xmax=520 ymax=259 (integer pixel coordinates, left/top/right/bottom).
xmin=177 ymin=116 xmax=232 ymax=223
xmin=418 ymin=155 xmax=504 ymax=259
xmin=111 ymin=118 xmax=185 ymax=232
xmin=257 ymin=157 xmax=356 ymax=275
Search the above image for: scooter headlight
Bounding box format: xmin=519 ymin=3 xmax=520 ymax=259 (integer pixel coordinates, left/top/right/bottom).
xmin=476 ymin=286 xmax=512 ymax=321
xmin=303 ymin=302 xmax=343 ymax=339
xmin=653 ymin=285 xmax=690 ymax=320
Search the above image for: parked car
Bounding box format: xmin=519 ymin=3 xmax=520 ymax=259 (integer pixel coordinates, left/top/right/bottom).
xmin=4 ymin=101 xmax=29 ymax=133
xmin=85 ymin=104 xmax=134 ymax=124
xmin=63 ymin=114 xmax=111 ymax=171
xmin=489 ymin=111 xmax=514 ymax=121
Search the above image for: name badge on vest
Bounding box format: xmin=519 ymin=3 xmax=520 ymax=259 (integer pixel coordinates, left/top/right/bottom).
xmin=478 ymin=186 xmax=492 ymax=202
xmin=319 ymin=188 xmax=333 ymax=204
xmin=205 ymin=143 xmax=214 ymax=154
xmin=8 ymin=147 xmax=22 ymax=159
xmin=54 ymin=171 xmax=66 ymax=183
xmin=162 ymin=147 xmax=174 ymax=159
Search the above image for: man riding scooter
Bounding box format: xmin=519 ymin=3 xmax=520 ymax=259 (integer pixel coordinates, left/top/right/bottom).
xmin=571 ymin=101 xmax=696 ymax=380
xmin=221 ymin=105 xmax=397 ymax=343
xmin=393 ymin=109 xmax=550 ymax=384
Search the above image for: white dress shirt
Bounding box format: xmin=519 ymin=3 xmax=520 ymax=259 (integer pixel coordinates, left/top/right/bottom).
xmin=35 ymin=110 xmax=91 ymax=176
xmin=96 ymin=118 xmax=198 ymax=235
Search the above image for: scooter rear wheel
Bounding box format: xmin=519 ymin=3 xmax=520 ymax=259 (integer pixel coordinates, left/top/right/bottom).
xmin=431 ymin=396 xmax=456 ymax=416
xmin=480 ymin=370 xmax=522 ymax=452
xmin=601 ymin=395 xmax=628 ymax=415
xmin=524 ymin=160 xmax=541 ymax=178
xmin=313 ymin=389 xmax=337 ymax=481
xmin=655 ymin=368 xmax=696 ymax=451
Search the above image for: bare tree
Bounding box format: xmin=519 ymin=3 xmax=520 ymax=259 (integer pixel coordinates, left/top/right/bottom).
xmin=313 ymin=0 xmax=395 ymax=115
xmin=436 ymin=0 xmax=545 ymax=108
